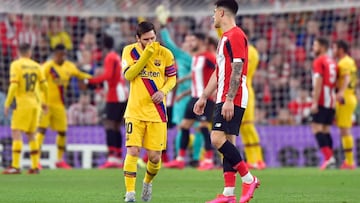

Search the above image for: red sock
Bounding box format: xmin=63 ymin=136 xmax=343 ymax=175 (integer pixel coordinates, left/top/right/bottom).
xmin=161 ymin=151 xmax=169 ymax=163
xmin=143 ymin=153 xmax=148 ymax=162
xmin=179 ymin=149 xmax=186 ymax=157
xmin=224 ymin=172 xmax=236 ymax=187
xmin=108 ymin=147 xmax=117 ymax=157
xmin=234 ymin=161 xmax=249 ymax=177
xmin=205 ymin=150 xmax=213 ymax=159
xmin=321 ymin=147 xmax=333 ymax=160
xmin=115 ymin=148 xmax=122 ymax=159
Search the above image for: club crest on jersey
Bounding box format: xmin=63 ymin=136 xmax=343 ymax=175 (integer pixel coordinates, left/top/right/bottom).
xmin=154 ymin=59 xmax=161 ymax=67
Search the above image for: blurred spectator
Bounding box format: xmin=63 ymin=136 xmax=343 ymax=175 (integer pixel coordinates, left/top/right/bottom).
xmin=0 ymin=13 xmax=22 ymax=59
xmin=68 ymin=92 xmax=99 ymax=126
xmin=33 ymin=34 xmax=51 ymax=63
xmin=86 ymin=17 xmax=103 ymax=47
xmin=77 ymin=32 xmax=102 ymax=66
xmin=242 ymin=17 xmax=258 ymax=43
xmin=332 ymin=20 xmax=353 ymax=43
xmin=48 ymin=17 xmax=73 ymax=50
xmin=266 ymin=16 xmax=295 ymax=52
xmin=276 ymin=108 xmax=295 ymax=125
xmin=255 ymin=37 xmax=269 ymax=70
xmin=297 ymin=20 xmax=320 ymax=56
xmin=18 ymin=15 xmax=38 ymax=49
xmin=288 ymin=88 xmax=312 ymax=124
xmin=103 ymin=16 xmax=122 ymax=50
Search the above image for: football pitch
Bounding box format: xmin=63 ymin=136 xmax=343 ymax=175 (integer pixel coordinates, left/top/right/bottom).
xmin=0 ymin=168 xmax=359 ymax=203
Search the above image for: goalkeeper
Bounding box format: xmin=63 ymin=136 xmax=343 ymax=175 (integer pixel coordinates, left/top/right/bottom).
xmin=156 ymin=5 xmax=204 ymax=167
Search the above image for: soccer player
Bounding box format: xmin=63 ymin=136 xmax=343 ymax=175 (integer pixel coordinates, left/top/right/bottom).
xmin=2 ymin=43 xmax=48 ymax=174
xmin=240 ymin=29 xmax=266 ymax=170
xmin=36 ymin=44 xmax=92 ymax=169
xmin=164 ymin=33 xmax=216 ymax=170
xmin=333 ymin=40 xmax=357 ymax=169
xmin=85 ymin=35 xmax=128 ymax=169
xmin=311 ymin=37 xmax=337 ymax=170
xmin=121 ymin=21 xmax=176 ymax=202
xmin=194 ymin=1 xmax=259 ymax=202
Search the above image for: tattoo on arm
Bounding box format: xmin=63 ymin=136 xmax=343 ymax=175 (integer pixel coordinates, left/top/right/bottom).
xmin=227 ymin=62 xmax=243 ymax=100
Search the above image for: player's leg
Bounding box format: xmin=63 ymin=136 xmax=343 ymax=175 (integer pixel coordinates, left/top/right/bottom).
xmin=3 ymin=129 xmax=22 ymax=174
xmin=336 ymin=98 xmax=356 ymax=169
xmin=141 ymin=121 xmax=167 ymax=202
xmin=36 ymin=108 xmax=50 ymax=168
xmin=55 ymin=131 xmax=72 ymax=169
xmin=26 ymin=131 xmax=40 ymax=174
xmin=123 ymin=118 xmax=144 ymax=202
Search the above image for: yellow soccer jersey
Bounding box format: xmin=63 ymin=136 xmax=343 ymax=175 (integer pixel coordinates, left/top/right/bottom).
xmin=122 ymin=43 xmax=176 ymax=122
xmin=7 ymin=58 xmax=46 ymax=108
xmin=247 ymin=45 xmax=259 ymax=88
xmin=42 ymin=60 xmax=92 ymax=106
xmin=337 ymin=55 xmax=357 ymax=95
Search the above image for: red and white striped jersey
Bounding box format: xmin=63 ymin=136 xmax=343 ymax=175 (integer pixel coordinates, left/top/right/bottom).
xmin=89 ymin=51 xmax=128 ymax=103
xmin=312 ymin=54 xmax=337 ymax=108
xmin=216 ymin=26 xmax=248 ymax=108
xmin=191 ymin=51 xmax=216 ymax=99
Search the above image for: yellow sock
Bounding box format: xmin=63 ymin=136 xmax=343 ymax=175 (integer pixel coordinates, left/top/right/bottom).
xmin=144 ymin=160 xmax=161 ymax=184
xmin=124 ymin=155 xmax=138 ymax=192
xmin=56 ymin=134 xmax=66 ymax=161
xmin=12 ymin=140 xmax=23 ymax=169
xmin=29 ymin=140 xmax=39 ymax=169
xmin=240 ymin=124 xmax=256 ymax=164
xmin=36 ymin=132 xmax=45 ymax=163
xmin=342 ymin=135 xmax=354 ymax=165
xmin=249 ymin=125 xmax=264 ymax=162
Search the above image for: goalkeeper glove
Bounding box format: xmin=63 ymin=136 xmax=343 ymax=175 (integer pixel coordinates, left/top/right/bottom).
xmin=156 ymin=5 xmax=170 ymax=25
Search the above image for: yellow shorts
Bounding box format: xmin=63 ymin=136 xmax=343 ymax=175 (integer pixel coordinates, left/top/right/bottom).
xmin=11 ymin=106 xmax=40 ymax=133
xmin=335 ymin=94 xmax=357 ymax=128
xmin=38 ymin=105 xmax=67 ymax=132
xmin=125 ymin=117 xmax=167 ymax=151
xmin=243 ymin=90 xmax=255 ymax=122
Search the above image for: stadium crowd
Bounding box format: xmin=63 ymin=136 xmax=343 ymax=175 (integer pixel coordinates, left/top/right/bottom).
xmin=0 ymin=6 xmax=360 ymax=126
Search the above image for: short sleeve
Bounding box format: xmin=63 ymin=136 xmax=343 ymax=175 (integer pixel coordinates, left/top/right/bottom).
xmin=164 ymin=49 xmax=176 ymax=77
xmin=226 ymin=33 xmax=247 ymax=63
xmin=9 ymin=62 xmax=20 ymax=83
xmin=313 ymin=58 xmax=323 ymax=77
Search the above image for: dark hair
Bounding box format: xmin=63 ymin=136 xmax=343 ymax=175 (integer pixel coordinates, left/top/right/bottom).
xmin=192 ymin=32 xmax=206 ymax=41
xmin=103 ymin=34 xmax=114 ymax=50
xmin=335 ymin=39 xmax=349 ymax=54
xmin=54 ymin=44 xmax=66 ymax=52
xmin=207 ymin=36 xmax=218 ymax=48
xmin=215 ymin=0 xmax=239 ymax=15
xmin=242 ymin=27 xmax=250 ymax=37
xmin=136 ymin=21 xmax=156 ymax=38
xmin=18 ymin=43 xmax=31 ymax=54
xmin=315 ymin=37 xmax=329 ymax=49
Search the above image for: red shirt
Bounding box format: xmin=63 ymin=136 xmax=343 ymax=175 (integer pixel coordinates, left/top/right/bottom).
xmin=89 ymin=51 xmax=128 ymax=103
xmin=312 ymin=55 xmax=337 ymax=108
xmin=216 ymin=26 xmax=248 ymax=108
xmin=191 ymin=51 xmax=216 ymax=99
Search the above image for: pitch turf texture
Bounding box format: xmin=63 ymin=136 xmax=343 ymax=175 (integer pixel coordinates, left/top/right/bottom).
xmin=0 ymin=168 xmax=359 ymax=203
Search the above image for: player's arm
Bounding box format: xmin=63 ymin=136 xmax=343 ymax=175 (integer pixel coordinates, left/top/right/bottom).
xmin=336 ymin=65 xmax=350 ymax=102
xmin=175 ymin=89 xmax=191 ymax=102
xmin=152 ymin=49 xmax=177 ymax=104
xmin=312 ymin=74 xmax=322 ymax=108
xmin=4 ymin=63 xmax=19 ymax=116
xmin=123 ymin=43 xmax=157 ymax=81
xmin=194 ymin=71 xmax=217 ymax=115
xmin=87 ymin=57 xmax=113 ymax=84
xmin=177 ymin=74 xmax=192 ymax=85
xmin=71 ymin=63 xmax=92 ymax=79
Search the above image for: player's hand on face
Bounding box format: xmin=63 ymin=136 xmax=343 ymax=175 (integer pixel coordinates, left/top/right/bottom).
xmin=193 ymin=98 xmax=206 ymax=115
xmin=310 ymin=103 xmax=318 ymax=114
xmin=152 ymin=91 xmax=164 ymax=104
xmin=4 ymin=107 xmax=9 ymax=117
xmin=222 ymin=100 xmax=234 ymax=121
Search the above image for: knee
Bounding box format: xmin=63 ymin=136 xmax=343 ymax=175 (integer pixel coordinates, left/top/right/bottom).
xmin=340 ymin=128 xmax=350 ymax=136
xmin=210 ymin=133 xmax=225 ymax=149
xmin=38 ymin=128 xmax=47 ymax=134
xmin=180 ymin=120 xmax=191 ymax=129
xmin=148 ymin=152 xmax=161 ymax=164
xmin=127 ymin=146 xmax=140 ymax=157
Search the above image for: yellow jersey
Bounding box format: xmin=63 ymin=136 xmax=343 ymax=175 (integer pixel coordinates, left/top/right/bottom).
xmin=42 ymin=60 xmax=92 ymax=106
xmin=122 ymin=43 xmax=176 ymax=122
xmin=247 ymin=45 xmax=259 ymax=89
xmin=337 ymin=55 xmax=357 ymax=95
xmin=7 ymin=57 xmax=45 ymax=108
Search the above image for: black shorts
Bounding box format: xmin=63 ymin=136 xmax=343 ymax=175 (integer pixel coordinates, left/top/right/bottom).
xmin=167 ymin=106 xmax=176 ymax=129
xmin=212 ymin=103 xmax=245 ymax=135
xmin=311 ymin=106 xmax=335 ymax=125
xmin=105 ymin=102 xmax=127 ymax=122
xmin=184 ymin=97 xmax=215 ymax=122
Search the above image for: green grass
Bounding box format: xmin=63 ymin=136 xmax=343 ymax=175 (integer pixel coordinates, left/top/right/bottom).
xmin=0 ymin=168 xmax=359 ymax=203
